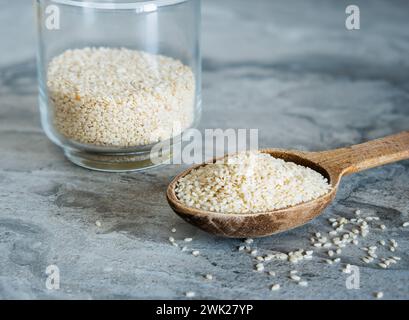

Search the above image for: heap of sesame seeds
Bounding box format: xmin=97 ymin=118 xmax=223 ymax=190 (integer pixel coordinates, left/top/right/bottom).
xmin=47 ymin=47 xmax=195 ymax=147
xmin=175 ymin=151 xmax=331 ymax=213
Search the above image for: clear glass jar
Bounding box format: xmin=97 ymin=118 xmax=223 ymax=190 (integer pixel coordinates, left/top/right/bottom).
xmin=35 ymin=0 xmax=201 ymax=171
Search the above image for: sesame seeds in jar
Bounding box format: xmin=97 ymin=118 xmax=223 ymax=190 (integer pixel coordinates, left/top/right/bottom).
xmin=47 ymin=47 xmax=195 ymax=148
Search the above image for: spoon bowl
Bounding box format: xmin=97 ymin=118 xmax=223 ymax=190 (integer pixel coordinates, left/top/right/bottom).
xmin=167 ymin=132 xmax=409 ymax=238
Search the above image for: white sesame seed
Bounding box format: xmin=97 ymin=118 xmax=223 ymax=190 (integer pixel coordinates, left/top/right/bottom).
xmin=185 ymin=291 xmax=195 ymax=298
xmin=290 ymin=275 xmax=301 ymax=281
xmin=245 ymin=238 xmax=254 ymax=244
xmin=184 ymin=238 xmax=193 ymax=242
xmin=268 ymin=271 xmax=276 ymax=276
xmin=374 ymin=292 xmax=384 ymax=299
xmin=271 ymin=284 xmax=280 ymax=291
xmin=171 ymin=228 xmax=176 ymax=233
xmin=205 ymin=274 xmax=213 ymax=280
xmin=192 ymin=250 xmax=200 ymax=256
xmin=95 ymin=220 xmax=102 ymax=227
xmin=378 ymin=263 xmax=388 ymax=269
xmin=298 ymin=281 xmax=308 ymax=287
xmin=256 ymin=263 xmax=264 ymax=271
xmin=402 ymin=222 xmax=409 ymax=227
xmin=169 ymin=237 xmax=175 ymax=243
xmin=355 ymin=209 xmax=361 ymax=215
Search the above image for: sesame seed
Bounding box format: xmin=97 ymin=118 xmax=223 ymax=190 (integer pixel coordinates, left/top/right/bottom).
xmin=374 ymin=292 xmax=384 ymax=299
xmin=245 ymin=238 xmax=254 ymax=244
xmin=290 ymin=275 xmax=301 ymax=281
xmin=192 ymin=250 xmax=200 ymax=256
xmin=298 ymin=281 xmax=308 ymax=287
xmin=185 ymin=291 xmax=195 ymax=298
xmin=171 ymin=228 xmax=176 ymax=233
xmin=95 ymin=220 xmax=102 ymax=227
xmin=169 ymin=237 xmax=175 ymax=243
xmin=268 ymin=271 xmax=276 ymax=276
xmin=256 ymin=263 xmax=264 ymax=271
xmin=271 ymin=284 xmax=280 ymax=291
xmin=205 ymin=274 xmax=213 ymax=280
xmin=402 ymin=222 xmax=409 ymax=227
xmin=184 ymin=238 xmax=193 ymax=242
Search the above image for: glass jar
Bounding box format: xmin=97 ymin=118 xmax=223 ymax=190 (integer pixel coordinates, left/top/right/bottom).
xmin=35 ymin=0 xmax=201 ymax=171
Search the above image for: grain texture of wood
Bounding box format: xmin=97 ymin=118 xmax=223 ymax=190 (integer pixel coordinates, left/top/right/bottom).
xmin=167 ymin=131 xmax=409 ymax=238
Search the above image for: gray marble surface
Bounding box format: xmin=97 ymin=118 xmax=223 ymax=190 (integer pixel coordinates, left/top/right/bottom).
xmin=1 ymin=0 xmax=409 ymax=299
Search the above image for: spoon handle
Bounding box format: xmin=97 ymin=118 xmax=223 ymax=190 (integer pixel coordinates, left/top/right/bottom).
xmin=309 ymin=131 xmax=409 ymax=176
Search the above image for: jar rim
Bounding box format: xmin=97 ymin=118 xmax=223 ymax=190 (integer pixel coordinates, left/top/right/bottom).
xmin=42 ymin=0 xmax=191 ymax=10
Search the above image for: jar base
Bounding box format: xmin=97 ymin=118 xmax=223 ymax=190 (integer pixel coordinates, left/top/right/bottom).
xmin=64 ymin=149 xmax=170 ymax=172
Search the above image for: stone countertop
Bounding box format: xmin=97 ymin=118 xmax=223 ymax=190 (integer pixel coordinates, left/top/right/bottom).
xmin=1 ymin=0 xmax=409 ymax=299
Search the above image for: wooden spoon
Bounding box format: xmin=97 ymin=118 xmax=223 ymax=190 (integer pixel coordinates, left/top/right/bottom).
xmin=167 ymin=131 xmax=409 ymax=238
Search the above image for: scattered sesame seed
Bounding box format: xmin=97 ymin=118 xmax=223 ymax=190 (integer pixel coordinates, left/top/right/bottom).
xmin=298 ymin=281 xmax=308 ymax=287
xmin=290 ymin=275 xmax=301 ymax=281
xmin=374 ymin=292 xmax=384 ymax=299
xmin=256 ymin=263 xmax=264 ymax=271
xmin=268 ymin=271 xmax=276 ymax=276
xmin=184 ymin=238 xmax=193 ymax=242
xmin=271 ymin=284 xmax=280 ymax=291
xmin=402 ymin=222 xmax=409 ymax=227
xmin=205 ymin=274 xmax=213 ymax=280
xmin=171 ymin=228 xmax=176 ymax=233
xmin=192 ymin=250 xmax=200 ymax=256
xmin=185 ymin=291 xmax=195 ymax=298
xmin=95 ymin=220 xmax=102 ymax=227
